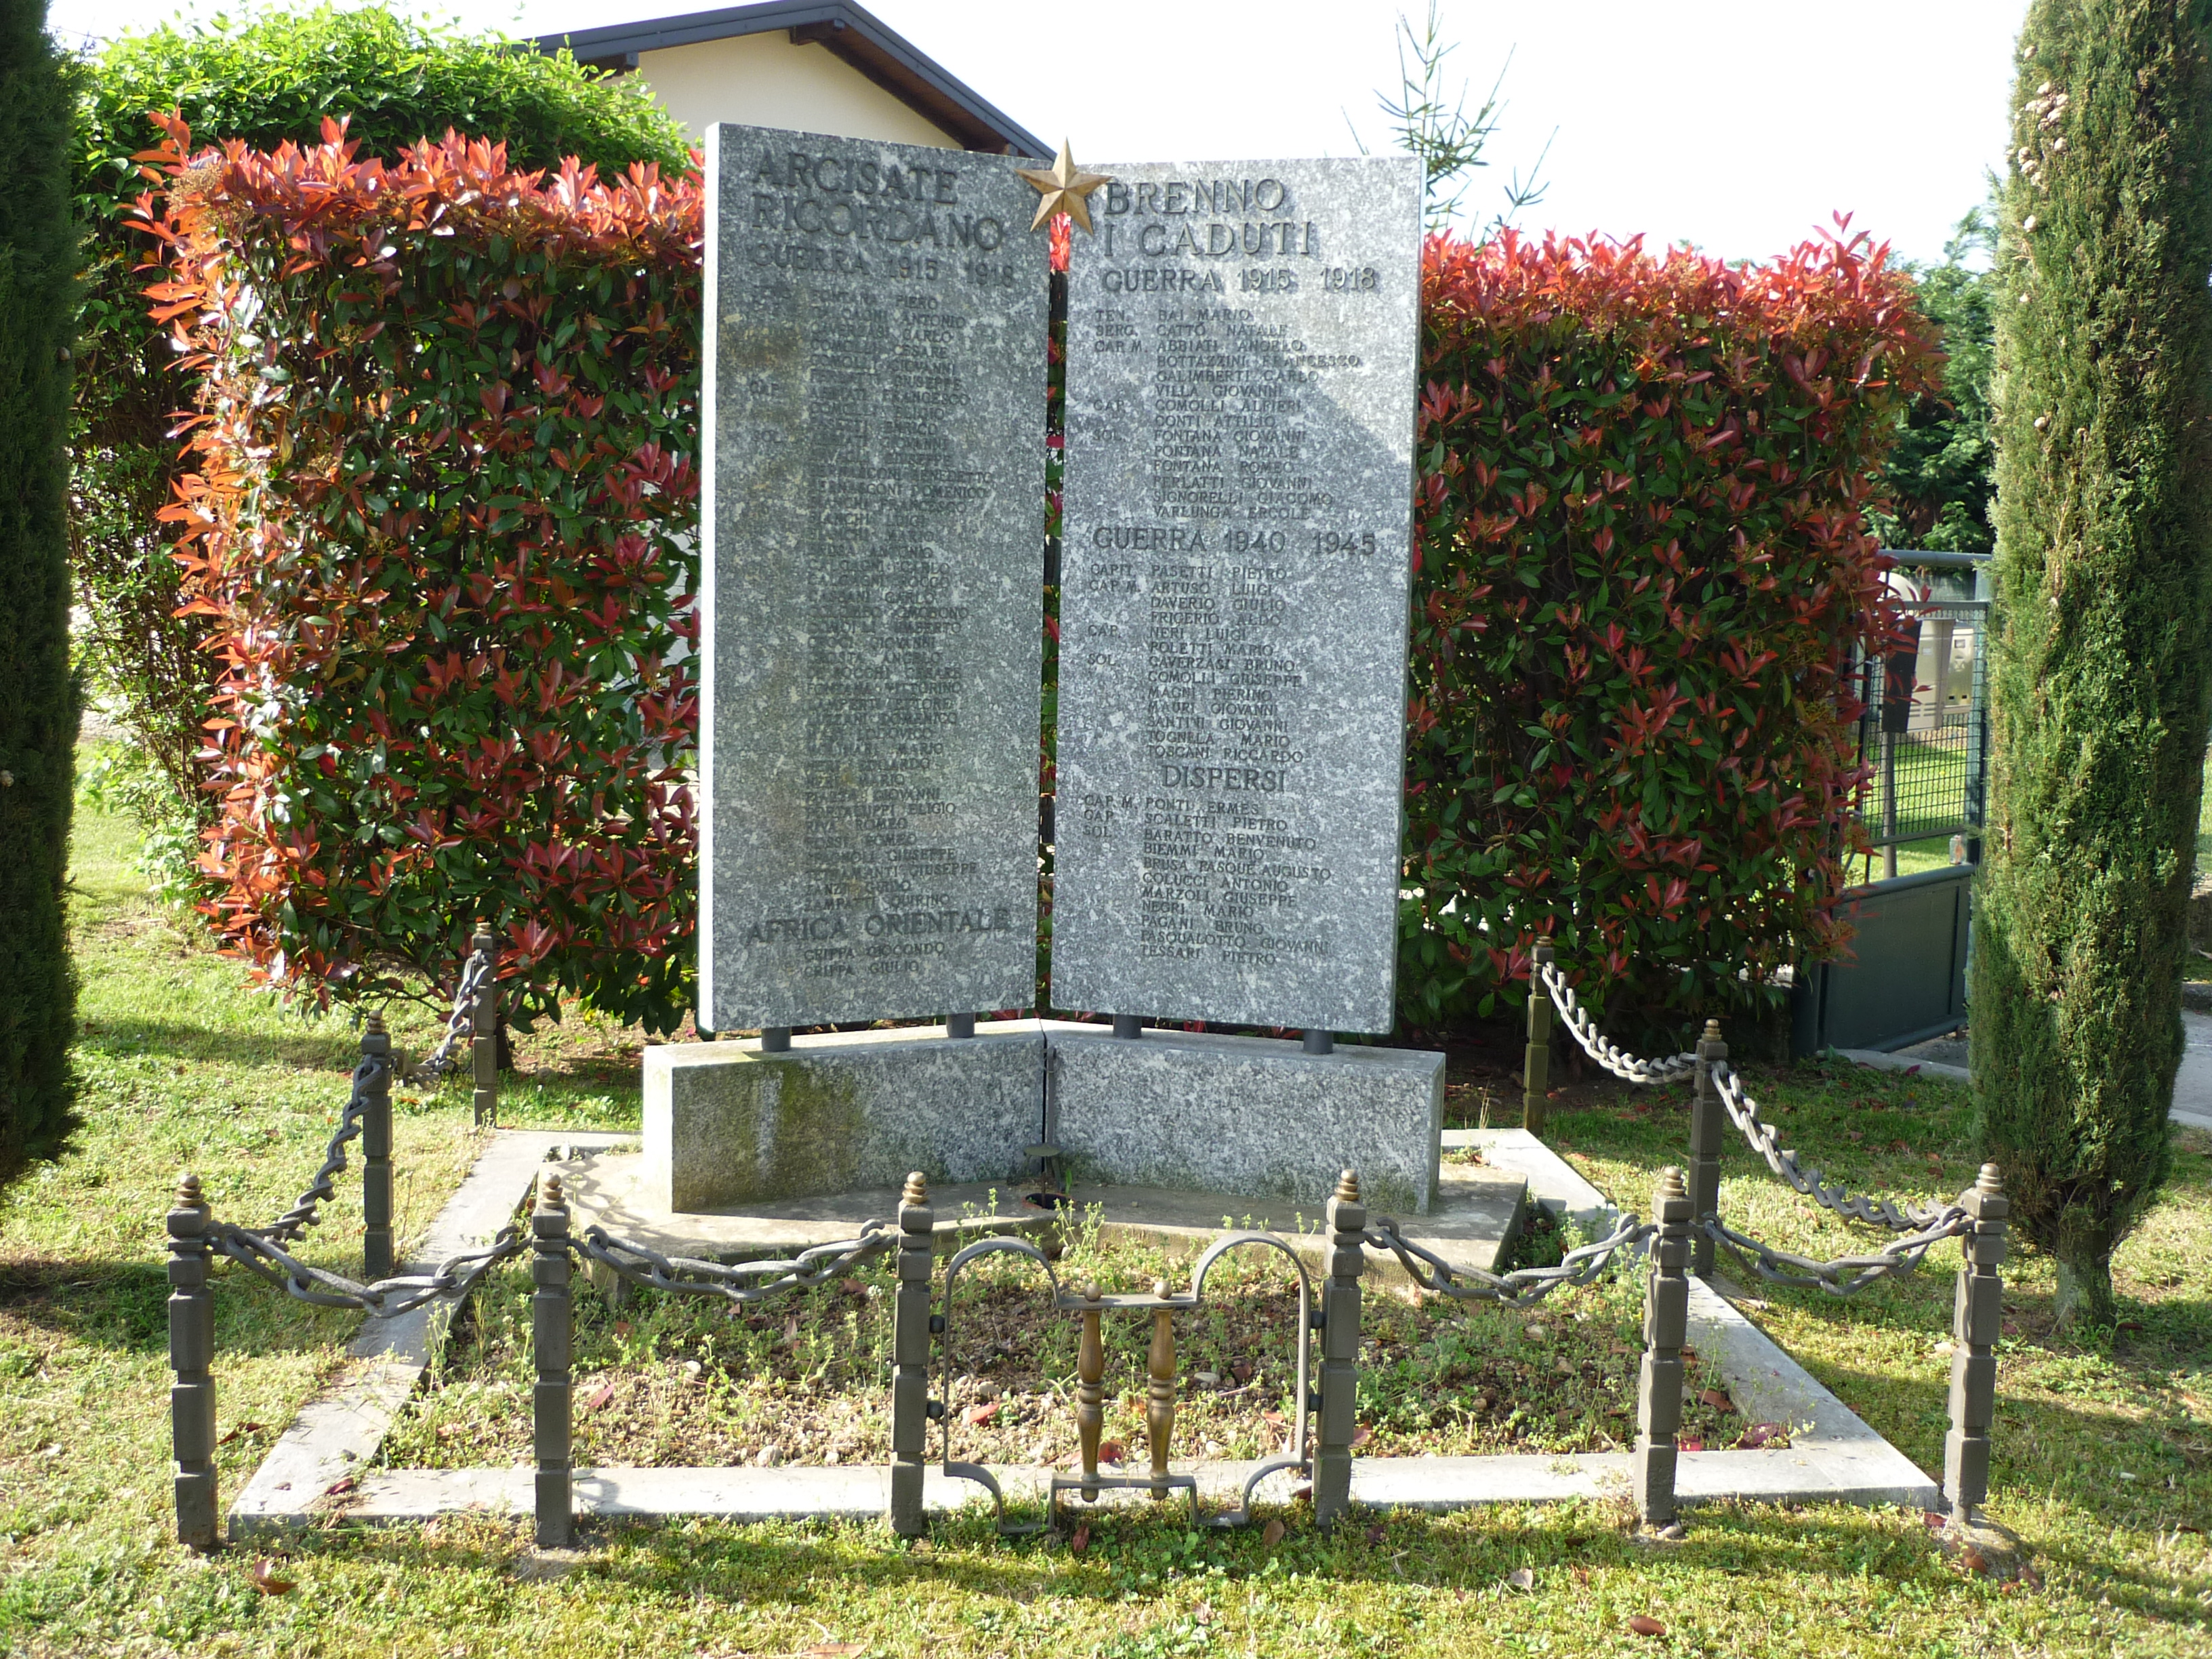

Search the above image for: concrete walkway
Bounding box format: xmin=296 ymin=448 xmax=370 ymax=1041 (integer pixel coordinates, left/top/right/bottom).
xmin=1851 ymin=1015 xmax=2212 ymax=1134
xmin=2175 ymin=1012 xmax=2212 ymax=1132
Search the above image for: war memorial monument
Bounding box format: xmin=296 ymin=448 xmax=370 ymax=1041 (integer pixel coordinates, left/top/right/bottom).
xmin=628 ymin=123 xmax=1456 ymax=1234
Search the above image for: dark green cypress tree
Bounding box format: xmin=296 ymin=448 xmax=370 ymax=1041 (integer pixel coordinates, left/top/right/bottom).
xmin=0 ymin=0 xmax=80 ymax=1189
xmin=1974 ymin=0 xmax=2212 ymax=1326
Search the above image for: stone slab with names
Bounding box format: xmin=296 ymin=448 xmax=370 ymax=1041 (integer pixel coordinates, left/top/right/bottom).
xmin=699 ymin=123 xmax=1049 ymax=1032
xmin=1048 ymin=157 xmax=1423 ymax=1034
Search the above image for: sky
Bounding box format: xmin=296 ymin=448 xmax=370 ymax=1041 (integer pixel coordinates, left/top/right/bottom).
xmin=53 ymin=0 xmax=2024 ymax=268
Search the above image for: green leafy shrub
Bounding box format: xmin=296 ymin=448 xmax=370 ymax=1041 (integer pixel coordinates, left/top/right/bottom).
xmin=137 ymin=114 xmax=700 ymax=1030
xmin=0 ymin=0 xmax=81 ymax=1184
xmin=1402 ymin=225 xmax=1940 ymax=1040
xmin=71 ymin=5 xmax=691 ymax=830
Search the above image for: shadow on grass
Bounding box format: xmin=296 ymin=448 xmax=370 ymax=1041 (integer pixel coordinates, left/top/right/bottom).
xmin=0 ymin=1258 xmax=363 ymax=1357
xmin=76 ymin=1015 xmax=360 ymax=1074
xmin=273 ymin=1491 xmax=2194 ymax=1620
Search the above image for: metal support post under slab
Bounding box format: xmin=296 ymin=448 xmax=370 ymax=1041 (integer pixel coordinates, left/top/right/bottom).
xmin=1111 ymin=1014 xmax=1143 ymax=1040
xmin=167 ymin=1174 xmax=219 ymax=1553
xmin=1688 ymin=1020 xmax=1726 ymax=1277
xmin=1635 ymin=1166 xmax=1692 ymax=1529
xmin=1302 ymin=1029 xmax=1333 ymax=1054
xmin=1943 ymin=1165 xmax=2007 ymax=1519
xmin=946 ymin=1013 xmax=976 ymax=1040
xmin=1313 ymin=1169 xmax=1365 ymax=1528
xmin=760 ymin=1027 xmax=792 ymax=1053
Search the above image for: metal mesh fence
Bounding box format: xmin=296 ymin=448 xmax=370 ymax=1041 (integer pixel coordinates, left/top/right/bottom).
xmin=1853 ymin=600 xmax=1988 ymax=858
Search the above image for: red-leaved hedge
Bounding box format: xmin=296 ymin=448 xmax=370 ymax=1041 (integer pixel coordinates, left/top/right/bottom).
xmin=1404 ymin=225 xmax=1940 ymax=1038
xmin=133 ymin=115 xmax=702 ymax=1030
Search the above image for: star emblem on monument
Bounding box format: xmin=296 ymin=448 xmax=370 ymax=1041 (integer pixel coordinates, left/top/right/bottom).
xmin=1017 ymin=140 xmax=1114 ymax=234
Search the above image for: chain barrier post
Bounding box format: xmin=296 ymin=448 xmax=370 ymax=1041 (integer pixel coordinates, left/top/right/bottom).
xmin=533 ymin=1172 xmax=574 ymax=1549
xmin=167 ymin=1173 xmax=220 ymax=1552
xmin=471 ymin=930 xmax=499 ymax=1128
xmin=1314 ymin=1168 xmax=1365 ymax=1528
xmin=361 ymin=1012 xmax=394 ymax=1282
xmin=1523 ymin=945 xmax=1554 ymax=1133
xmin=1688 ymin=1019 xmax=1725 ymax=1277
xmin=1076 ymin=1286 xmax=1106 ymax=1498
xmin=1147 ymin=1278 xmax=1176 ymax=1498
xmin=889 ymin=1172 xmax=934 ymax=1537
xmin=1634 ymin=1166 xmax=1692 ymax=1530
xmin=1943 ymin=1163 xmax=2007 ymax=1520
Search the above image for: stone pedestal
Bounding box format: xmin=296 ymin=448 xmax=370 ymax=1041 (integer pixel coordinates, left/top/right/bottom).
xmin=1048 ymin=1025 xmax=1443 ymax=1214
xmin=646 ymin=1021 xmax=1446 ymax=1216
xmin=644 ymin=1027 xmax=1043 ymax=1213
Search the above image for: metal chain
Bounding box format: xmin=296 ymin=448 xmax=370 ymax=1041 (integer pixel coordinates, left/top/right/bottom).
xmin=1535 ymin=962 xmax=1698 ymax=1085
xmin=1534 ymin=960 xmax=1954 ymax=1235
xmin=571 ymin=1223 xmax=896 ymax=1304
xmin=209 ymin=1219 xmax=529 ymax=1318
xmin=253 ymin=1050 xmax=390 ymax=1244
xmin=1700 ymin=1210 xmax=1970 ymax=1298
xmin=403 ymin=946 xmax=495 ymax=1086
xmin=1708 ymin=1062 xmax=1954 ymax=1233
xmin=1363 ymin=1211 xmax=1656 ymax=1308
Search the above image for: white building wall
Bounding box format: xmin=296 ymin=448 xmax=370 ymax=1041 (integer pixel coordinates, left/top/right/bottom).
xmin=628 ymin=34 xmax=960 ymax=148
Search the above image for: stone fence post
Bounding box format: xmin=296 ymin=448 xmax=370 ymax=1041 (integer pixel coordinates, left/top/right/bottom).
xmin=533 ymin=1172 xmax=573 ymax=1549
xmin=361 ymin=1012 xmax=394 ymax=1282
xmin=470 ymin=929 xmax=499 ymax=1128
xmin=167 ymin=1173 xmax=220 ymax=1552
xmin=1523 ymin=944 xmax=1554 ymax=1132
xmin=1634 ymin=1166 xmax=1692 ymax=1530
xmin=1687 ymin=1021 xmax=1725 ymax=1277
xmin=888 ymin=1172 xmax=934 ymax=1537
xmin=1943 ymin=1164 xmax=2007 ymax=1519
xmin=1313 ymin=1168 xmax=1365 ymax=1528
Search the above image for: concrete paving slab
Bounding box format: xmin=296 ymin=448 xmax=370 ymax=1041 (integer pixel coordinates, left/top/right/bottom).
xmin=2177 ymin=1012 xmax=2212 ymax=1129
xmin=1442 ymin=1128 xmax=1612 ymax=1228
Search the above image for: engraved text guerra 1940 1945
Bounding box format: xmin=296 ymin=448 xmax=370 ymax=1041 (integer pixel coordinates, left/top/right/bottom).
xmin=1049 ymin=158 xmax=1424 ymax=1035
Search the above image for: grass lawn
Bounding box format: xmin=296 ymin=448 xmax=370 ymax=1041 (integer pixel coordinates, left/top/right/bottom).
xmin=1 ymin=782 xmax=2207 ymax=1656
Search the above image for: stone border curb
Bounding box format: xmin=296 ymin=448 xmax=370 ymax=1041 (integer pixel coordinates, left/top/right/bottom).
xmin=235 ymin=1126 xmax=1940 ymax=1538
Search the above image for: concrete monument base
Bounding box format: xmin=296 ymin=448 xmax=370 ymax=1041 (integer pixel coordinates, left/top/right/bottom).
xmin=644 ymin=1019 xmax=1447 ymax=1216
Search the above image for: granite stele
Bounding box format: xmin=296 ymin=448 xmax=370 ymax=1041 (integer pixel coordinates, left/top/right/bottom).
xmin=647 ymin=134 xmax=1443 ymax=1223
xmin=699 ymin=125 xmax=1048 ymax=1033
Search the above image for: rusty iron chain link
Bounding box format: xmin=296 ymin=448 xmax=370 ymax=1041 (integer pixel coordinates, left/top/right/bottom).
xmin=208 ymin=1218 xmax=529 ymax=1317
xmin=1363 ymin=1210 xmax=1656 ymax=1307
xmin=1707 ymin=1061 xmax=1955 ymax=1233
xmin=1700 ymin=1208 xmax=1971 ymax=1297
xmin=1536 ymin=960 xmax=1957 ymax=1236
xmin=404 ymin=945 xmax=495 ymax=1086
xmin=1534 ymin=961 xmax=1698 ymax=1084
xmin=571 ymin=1223 xmax=895 ymax=1303
xmin=252 ymin=1049 xmax=390 ymax=1244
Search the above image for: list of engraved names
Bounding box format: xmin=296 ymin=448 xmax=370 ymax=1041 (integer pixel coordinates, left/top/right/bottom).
xmin=701 ymin=127 xmax=1046 ymax=1030
xmin=1050 ymin=158 xmax=1422 ymax=1033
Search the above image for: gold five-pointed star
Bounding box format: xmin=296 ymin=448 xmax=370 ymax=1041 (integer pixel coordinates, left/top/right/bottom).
xmin=1017 ymin=140 xmax=1113 ymax=234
